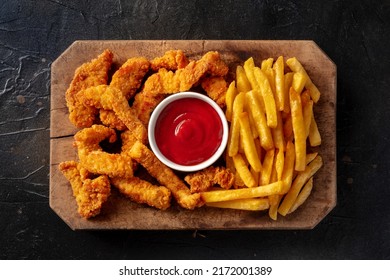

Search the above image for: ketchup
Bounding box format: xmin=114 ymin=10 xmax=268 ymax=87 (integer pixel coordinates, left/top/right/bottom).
xmin=154 ymin=97 xmax=223 ymax=166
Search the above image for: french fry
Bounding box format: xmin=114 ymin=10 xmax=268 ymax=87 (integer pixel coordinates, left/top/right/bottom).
xmin=264 ymin=68 xmax=276 ymax=97
xmin=261 ymin=57 xmax=274 ymax=70
xmin=250 ymin=166 xmax=259 ymax=187
xmin=273 ymin=56 xmax=285 ymax=111
xmin=292 ymin=72 xmax=307 ymax=95
xmin=243 ymin=57 xmax=261 ymax=93
xmin=232 ymin=154 xmax=256 ymax=188
xmin=206 ymin=198 xmax=269 ymax=211
xmin=239 ymin=112 xmax=262 ymax=172
xmin=228 ymin=92 xmax=245 ymax=157
xmin=268 ymin=194 xmax=281 ymax=220
xmin=306 ymin=152 xmax=318 ymax=165
xmin=283 ymin=72 xmax=293 ymax=113
xmin=288 ymin=177 xmax=313 ymax=214
xmin=272 ymin=110 xmax=286 ymax=151
xmin=253 ymin=67 xmax=278 ymax=128
xmin=259 ymin=149 xmax=274 ymax=185
xmin=278 ymin=155 xmax=323 ymax=216
xmin=201 ymin=181 xmax=284 ymax=202
xmin=225 ymin=81 xmax=237 ymax=122
xmin=302 ymin=99 xmax=313 ymax=138
xmin=281 ymin=141 xmax=295 ymax=194
xmin=246 ymin=90 xmax=274 ymax=150
xmin=236 ymin=65 xmax=252 ymax=93
xmin=309 ymin=113 xmax=322 ymax=146
xmin=286 ymin=57 xmax=321 ymax=103
xmin=275 ymin=148 xmax=284 ymax=181
xmin=289 ymin=87 xmax=306 ymax=171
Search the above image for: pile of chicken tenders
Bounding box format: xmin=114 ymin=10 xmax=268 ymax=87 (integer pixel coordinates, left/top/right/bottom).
xmin=59 ymin=49 xmax=234 ymax=218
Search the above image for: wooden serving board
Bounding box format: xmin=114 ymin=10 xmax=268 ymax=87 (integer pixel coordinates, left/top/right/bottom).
xmin=50 ymin=40 xmax=336 ymax=230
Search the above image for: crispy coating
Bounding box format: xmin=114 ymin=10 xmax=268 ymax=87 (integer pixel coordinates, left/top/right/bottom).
xmin=77 ymin=85 xmax=147 ymax=144
xmin=129 ymin=141 xmax=203 ymax=210
xmin=111 ymin=177 xmax=171 ymax=210
xmin=99 ymin=57 xmax=150 ymax=130
xmin=74 ymin=125 xmax=134 ymax=178
xmin=133 ymin=51 xmax=229 ymax=125
xmin=185 ymin=166 xmax=235 ymax=193
xmin=110 ymin=56 xmax=150 ymax=100
xmin=59 ymin=161 xmax=111 ymax=219
xmin=99 ymin=109 xmax=127 ymax=131
xmin=201 ymin=76 xmax=228 ymax=108
xmin=150 ymin=50 xmax=189 ymax=71
xmin=65 ymin=49 xmax=113 ymax=128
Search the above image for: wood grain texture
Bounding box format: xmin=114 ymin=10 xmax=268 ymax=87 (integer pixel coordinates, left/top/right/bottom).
xmin=50 ymin=40 xmax=336 ymax=230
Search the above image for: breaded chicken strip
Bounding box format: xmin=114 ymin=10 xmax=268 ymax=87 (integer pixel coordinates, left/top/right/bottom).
xmin=111 ymin=177 xmax=171 ymax=210
xmin=150 ymin=50 xmax=189 ymax=71
xmin=65 ymin=49 xmax=113 ymax=128
xmin=110 ymin=57 xmax=150 ymax=100
xmin=201 ymin=76 xmax=228 ymax=108
xmin=129 ymin=141 xmax=203 ymax=210
xmin=185 ymin=166 xmax=235 ymax=193
xmin=59 ymin=161 xmax=111 ymax=219
xmin=74 ymin=125 xmax=134 ymax=178
xmin=77 ymin=85 xmax=147 ymax=144
xmin=99 ymin=57 xmax=150 ymax=130
xmin=133 ymin=51 xmax=229 ymax=125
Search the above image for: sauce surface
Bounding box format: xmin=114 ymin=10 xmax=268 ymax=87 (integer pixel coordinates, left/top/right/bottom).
xmin=155 ymin=97 xmax=223 ymax=166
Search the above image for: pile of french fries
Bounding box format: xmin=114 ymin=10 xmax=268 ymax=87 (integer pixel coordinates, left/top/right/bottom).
xmin=200 ymin=56 xmax=323 ymax=220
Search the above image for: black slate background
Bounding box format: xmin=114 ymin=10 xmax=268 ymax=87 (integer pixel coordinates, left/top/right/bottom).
xmin=1 ymin=0 xmax=389 ymax=259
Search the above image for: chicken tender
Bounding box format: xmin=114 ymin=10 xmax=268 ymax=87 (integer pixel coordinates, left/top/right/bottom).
xmin=201 ymin=76 xmax=228 ymax=108
xmin=150 ymin=49 xmax=189 ymax=71
xmin=99 ymin=109 xmax=127 ymax=131
xmin=129 ymin=141 xmax=203 ymax=210
xmin=77 ymin=85 xmax=147 ymax=144
xmin=185 ymin=166 xmax=235 ymax=193
xmin=74 ymin=125 xmax=134 ymax=178
xmin=99 ymin=57 xmax=150 ymax=130
xmin=111 ymin=177 xmax=171 ymax=210
xmin=133 ymin=51 xmax=229 ymax=125
xmin=59 ymin=161 xmax=111 ymax=219
xmin=65 ymin=49 xmax=113 ymax=128
xmin=110 ymin=56 xmax=150 ymax=100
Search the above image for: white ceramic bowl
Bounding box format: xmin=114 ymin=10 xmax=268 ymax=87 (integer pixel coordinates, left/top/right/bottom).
xmin=148 ymin=91 xmax=229 ymax=172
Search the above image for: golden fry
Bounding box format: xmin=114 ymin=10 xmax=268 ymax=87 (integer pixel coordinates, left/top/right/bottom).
xmin=236 ymin=65 xmax=252 ymax=93
xmin=292 ymin=72 xmax=307 ymax=95
xmin=206 ymin=198 xmax=270 ymax=211
xmin=302 ymin=99 xmax=314 ymax=138
xmin=273 ymin=56 xmax=285 ymax=111
xmin=278 ymin=155 xmax=323 ymax=216
xmin=225 ymin=81 xmax=237 ymax=122
xmin=246 ymin=91 xmax=274 ymax=150
xmin=272 ymin=110 xmax=286 ymax=151
xmin=253 ymin=67 xmax=278 ymax=128
xmin=275 ymin=148 xmax=284 ymax=181
xmin=201 ymin=181 xmax=283 ymax=202
xmin=259 ymin=149 xmax=275 ymax=186
xmin=238 ymin=112 xmax=262 ymax=172
xmin=283 ymin=72 xmax=293 ymax=113
xmin=228 ymin=92 xmax=245 ymax=157
xmin=232 ymin=154 xmax=256 ymax=188
xmin=289 ymin=87 xmax=306 ymax=171
xmin=281 ymin=141 xmax=295 ymax=194
xmin=286 ymin=57 xmax=321 ymax=102
xmin=288 ymin=177 xmax=313 ymax=214
xmin=309 ymin=114 xmax=322 ymax=146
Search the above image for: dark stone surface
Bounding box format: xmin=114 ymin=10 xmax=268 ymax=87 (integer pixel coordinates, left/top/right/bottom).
xmin=0 ymin=0 xmax=389 ymax=259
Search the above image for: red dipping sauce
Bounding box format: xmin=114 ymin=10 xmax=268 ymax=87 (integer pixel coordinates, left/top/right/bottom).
xmin=154 ymin=97 xmax=223 ymax=166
